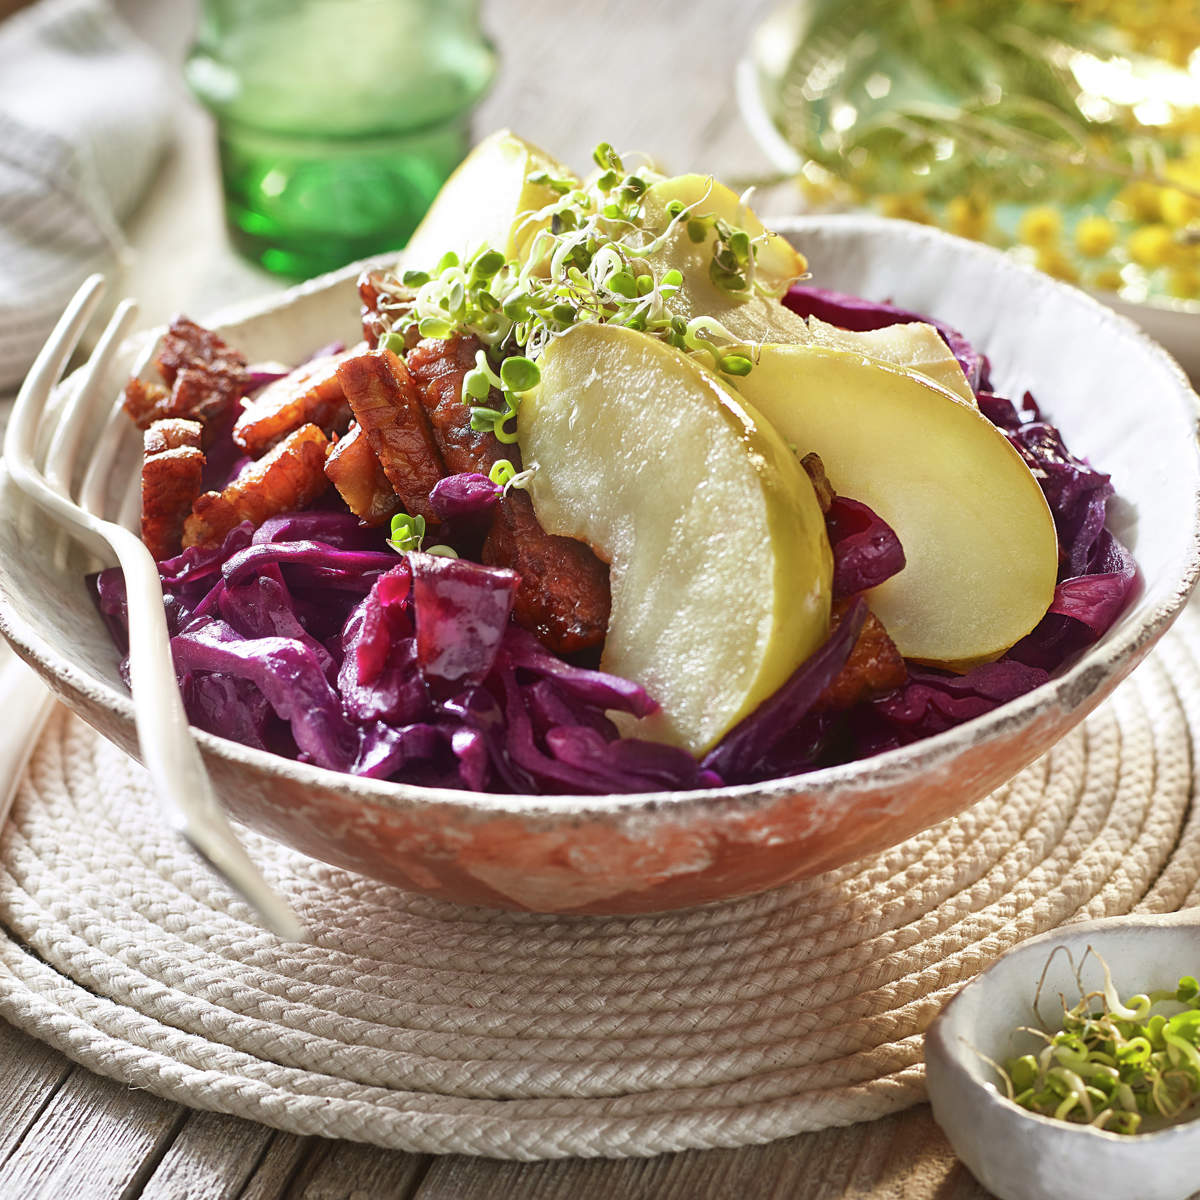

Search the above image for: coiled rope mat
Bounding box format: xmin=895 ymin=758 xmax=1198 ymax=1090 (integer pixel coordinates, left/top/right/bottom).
xmin=1 ymin=610 xmax=1200 ymax=1162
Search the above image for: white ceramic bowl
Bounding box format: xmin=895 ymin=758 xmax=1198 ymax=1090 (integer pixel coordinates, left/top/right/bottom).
xmin=925 ymin=911 xmax=1200 ymax=1200
xmin=1 ymin=216 xmax=1198 ymax=914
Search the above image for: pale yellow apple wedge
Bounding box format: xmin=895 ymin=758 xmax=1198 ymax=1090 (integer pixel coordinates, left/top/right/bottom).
xmin=403 ymin=130 xmax=575 ymax=269
xmin=733 ymin=344 xmax=1058 ymax=668
xmin=519 ymin=324 xmax=832 ymax=755
xmin=637 ymin=174 xmax=813 ymax=346
xmin=805 ymin=316 xmax=977 ymax=406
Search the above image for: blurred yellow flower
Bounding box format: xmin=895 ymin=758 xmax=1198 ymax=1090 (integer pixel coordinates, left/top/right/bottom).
xmin=1074 ymin=215 xmax=1118 ymax=257
xmin=1127 ymin=223 xmax=1178 ymax=268
xmin=1018 ymin=205 xmax=1062 ymax=247
xmin=1167 ymin=265 xmax=1200 ymax=299
xmin=878 ymin=193 xmax=935 ymax=224
xmin=1091 ymin=265 xmax=1125 ymax=292
xmin=946 ymin=193 xmax=991 ymax=240
xmin=1035 ymin=247 xmax=1080 ymax=283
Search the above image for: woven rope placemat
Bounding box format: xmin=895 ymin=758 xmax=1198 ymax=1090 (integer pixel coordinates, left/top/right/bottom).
xmin=1 ymin=608 xmax=1199 ymax=1161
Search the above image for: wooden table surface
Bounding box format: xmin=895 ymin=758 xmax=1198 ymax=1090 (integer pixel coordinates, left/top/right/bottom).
xmin=0 ymin=0 xmax=998 ymax=1195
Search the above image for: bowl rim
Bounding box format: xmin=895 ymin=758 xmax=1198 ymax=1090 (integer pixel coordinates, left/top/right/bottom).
xmin=2 ymin=214 xmax=1199 ymax=826
xmin=925 ymin=910 xmax=1200 ymax=1147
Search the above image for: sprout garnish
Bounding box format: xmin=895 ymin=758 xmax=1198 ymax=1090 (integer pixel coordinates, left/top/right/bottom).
xmin=488 ymin=457 xmax=538 ymax=494
xmin=371 ymin=141 xmax=788 ymax=417
xmin=387 ymin=513 xmax=457 ymax=559
xmin=990 ymin=948 xmax=1200 ymax=1135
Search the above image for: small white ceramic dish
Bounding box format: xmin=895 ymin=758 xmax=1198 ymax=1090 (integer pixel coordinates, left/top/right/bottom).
xmin=925 ymin=911 xmax=1200 ymax=1200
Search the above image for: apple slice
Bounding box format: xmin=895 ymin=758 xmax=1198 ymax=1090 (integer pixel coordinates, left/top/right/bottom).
xmin=403 ymin=130 xmax=575 ymax=269
xmin=637 ymin=174 xmax=813 ymax=345
xmin=733 ymin=344 xmax=1058 ymax=668
xmin=519 ymin=324 xmax=832 ymax=755
xmin=805 ymin=316 xmax=977 ymax=406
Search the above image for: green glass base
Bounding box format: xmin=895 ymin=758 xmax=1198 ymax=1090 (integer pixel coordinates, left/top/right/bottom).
xmin=216 ymin=121 xmax=469 ymax=279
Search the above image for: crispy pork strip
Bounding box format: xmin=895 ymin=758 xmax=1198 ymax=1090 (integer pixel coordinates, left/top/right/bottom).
xmin=816 ymin=600 xmax=907 ymax=710
xmin=481 ymin=497 xmax=612 ymax=653
xmin=123 ymin=378 xmax=171 ymax=429
xmin=182 ymin=424 xmax=329 ymax=550
xmin=141 ymin=419 xmax=205 ymax=561
xmin=406 ymin=335 xmax=611 ymax=654
xmin=234 ymin=351 xmax=355 ymax=456
xmin=123 ymin=317 xmax=249 ymax=432
xmin=357 ymin=268 xmax=418 ymax=348
xmin=325 ymin=425 xmax=402 ymax=526
xmin=335 ymin=348 xmax=444 ymax=523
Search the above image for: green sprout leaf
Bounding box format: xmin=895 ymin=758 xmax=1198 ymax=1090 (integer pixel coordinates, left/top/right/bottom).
xmin=388 ymin=513 xmax=426 ymax=554
xmin=489 ymin=459 xmax=516 ymax=487
xmin=499 ymin=356 xmax=540 ymax=393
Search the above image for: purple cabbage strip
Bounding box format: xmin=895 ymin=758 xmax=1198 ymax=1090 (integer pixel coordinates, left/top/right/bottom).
xmin=338 ymin=571 xmax=428 ymax=726
xmin=409 ymin=552 xmax=519 ymax=690
xmin=253 ymin=511 xmax=385 ymax=550
xmin=868 ymin=659 xmax=1051 ymax=746
xmin=428 ymin=473 xmax=501 ymax=523
xmin=221 ymin=541 xmax=399 ymax=589
xmin=703 ymin=597 xmax=867 ymax=783
xmin=170 ymin=618 xmax=362 ymax=773
xmin=501 ymin=626 xmax=659 ymax=719
xmin=785 ymin=284 xmax=987 ymax=392
xmin=182 ymin=671 xmax=274 ymax=752
xmin=158 ymin=523 xmax=255 ymax=590
xmin=827 ymin=496 xmax=906 ymax=599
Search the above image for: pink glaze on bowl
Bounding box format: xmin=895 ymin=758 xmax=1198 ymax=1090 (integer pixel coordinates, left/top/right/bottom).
xmin=2 ymin=217 xmax=1198 ymax=914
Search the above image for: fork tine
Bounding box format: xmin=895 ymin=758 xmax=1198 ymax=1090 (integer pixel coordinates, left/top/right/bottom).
xmin=46 ymin=298 xmax=138 ymax=500
xmin=81 ymin=397 xmax=136 ymax=520
xmin=46 ymin=299 xmax=139 ymax=572
xmin=7 ymin=274 xmax=107 ymax=468
xmin=6 ymin=276 xmax=107 ymax=544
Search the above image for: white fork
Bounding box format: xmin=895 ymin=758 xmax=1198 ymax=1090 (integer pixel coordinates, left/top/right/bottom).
xmin=2 ymin=275 xmax=306 ymax=941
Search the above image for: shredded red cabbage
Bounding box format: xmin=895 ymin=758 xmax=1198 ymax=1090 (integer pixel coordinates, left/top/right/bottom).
xmin=428 ymin=473 xmax=501 ymax=522
xmin=827 ymin=497 xmax=906 ymax=599
xmin=92 ymin=288 xmax=1137 ymax=794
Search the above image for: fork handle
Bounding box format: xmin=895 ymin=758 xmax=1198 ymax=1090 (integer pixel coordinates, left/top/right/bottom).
xmin=109 ymin=525 xmax=306 ymax=942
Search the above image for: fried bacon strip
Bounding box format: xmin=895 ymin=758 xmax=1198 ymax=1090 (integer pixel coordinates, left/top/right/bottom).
xmin=234 ymin=351 xmax=355 ymax=457
xmin=357 ymin=268 xmax=418 ymax=349
xmin=817 ymin=599 xmax=907 ymax=710
xmin=182 ymin=424 xmax=330 ymax=550
xmin=324 ymin=425 xmax=402 ymax=527
xmin=124 ymin=317 xmax=248 ymax=432
xmin=406 ymin=335 xmax=611 ymax=654
xmin=141 ymin=419 xmax=205 ymax=561
xmin=335 ymin=348 xmax=444 ymax=523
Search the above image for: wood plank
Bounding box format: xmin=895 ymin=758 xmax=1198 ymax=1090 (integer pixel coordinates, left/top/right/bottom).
xmin=281 ymin=1141 xmax=429 ymax=1200
xmin=412 ymin=1107 xmax=993 ymax=1200
xmin=0 ymin=1019 xmax=73 ymax=1163
xmin=138 ymin=1110 xmax=276 ymax=1200
xmin=233 ymin=1132 xmax=312 ymax=1200
xmin=0 ymin=1064 xmax=184 ymax=1200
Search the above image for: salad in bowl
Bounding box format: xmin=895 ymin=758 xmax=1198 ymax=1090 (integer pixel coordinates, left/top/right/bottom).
xmin=1 ymin=131 xmax=1195 ymax=912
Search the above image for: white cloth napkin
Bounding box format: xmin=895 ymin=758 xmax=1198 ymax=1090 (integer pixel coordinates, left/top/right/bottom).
xmin=0 ymin=0 xmax=172 ymax=393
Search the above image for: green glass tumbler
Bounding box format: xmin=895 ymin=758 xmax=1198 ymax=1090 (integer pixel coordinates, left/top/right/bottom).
xmin=186 ymin=0 xmax=496 ymax=278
